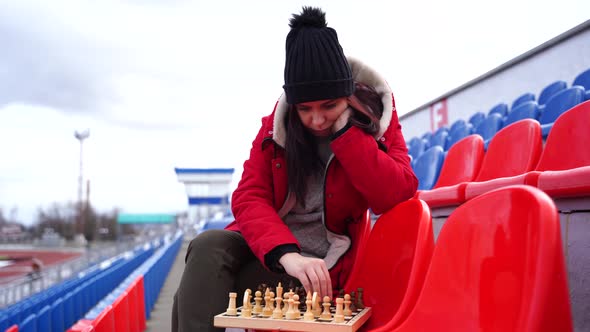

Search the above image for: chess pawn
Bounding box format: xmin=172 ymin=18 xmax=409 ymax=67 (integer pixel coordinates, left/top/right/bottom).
xmin=285 ymin=298 xmax=296 ymax=320
xmin=334 ymin=297 xmax=345 ymax=323
xmin=262 ymin=291 xmax=273 ymax=317
xmin=241 ymin=290 xmax=252 ymax=318
xmin=320 ymin=296 xmax=332 ymax=320
xmin=312 ymin=292 xmax=321 ymax=317
xmin=356 ymin=288 xmax=365 ymax=309
xmin=269 ymin=291 xmax=275 ymax=310
xmin=282 ymin=292 xmax=290 ymax=315
xmin=292 ymin=294 xmax=301 ymax=318
xmin=349 ymin=291 xmax=357 ymax=311
xmin=272 ymin=296 xmax=283 ymax=319
xmin=343 ymin=294 xmax=352 ymax=317
xmin=253 ymin=291 xmax=263 ymax=314
xmin=303 ymin=295 xmax=314 ymax=321
xmin=226 ymin=292 xmax=238 ymax=316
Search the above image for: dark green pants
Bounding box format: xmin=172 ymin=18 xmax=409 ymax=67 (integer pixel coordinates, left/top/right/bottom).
xmin=172 ymin=230 xmax=299 ymax=332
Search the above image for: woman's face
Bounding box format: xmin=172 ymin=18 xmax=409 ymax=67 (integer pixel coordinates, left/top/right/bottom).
xmin=295 ymin=97 xmax=348 ymax=136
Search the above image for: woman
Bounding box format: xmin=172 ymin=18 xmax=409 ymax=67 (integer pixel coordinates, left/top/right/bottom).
xmin=173 ymin=7 xmax=417 ymax=332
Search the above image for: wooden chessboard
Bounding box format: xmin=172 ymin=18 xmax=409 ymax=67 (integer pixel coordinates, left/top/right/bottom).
xmin=214 ymin=306 xmax=372 ymax=332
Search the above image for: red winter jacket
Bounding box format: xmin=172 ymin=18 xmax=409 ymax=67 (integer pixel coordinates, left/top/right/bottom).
xmin=226 ymin=57 xmax=418 ymax=289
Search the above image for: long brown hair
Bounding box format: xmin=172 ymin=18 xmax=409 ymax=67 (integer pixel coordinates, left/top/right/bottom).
xmin=284 ymin=82 xmax=384 ymax=205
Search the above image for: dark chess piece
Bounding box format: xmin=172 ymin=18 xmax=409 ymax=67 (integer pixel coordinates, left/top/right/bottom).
xmin=356 ymin=288 xmax=365 ymax=309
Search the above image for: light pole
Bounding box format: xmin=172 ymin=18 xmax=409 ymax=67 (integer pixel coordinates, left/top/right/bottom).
xmin=74 ymin=129 xmax=90 ymax=235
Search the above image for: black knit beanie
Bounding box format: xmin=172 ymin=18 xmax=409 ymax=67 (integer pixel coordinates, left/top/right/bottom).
xmin=283 ymin=7 xmax=354 ymax=104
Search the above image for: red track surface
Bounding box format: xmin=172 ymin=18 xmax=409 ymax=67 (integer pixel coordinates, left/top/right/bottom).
xmin=0 ymin=250 xmax=82 ymax=284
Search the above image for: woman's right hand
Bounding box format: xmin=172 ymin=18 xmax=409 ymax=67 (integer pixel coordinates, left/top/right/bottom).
xmin=278 ymin=252 xmax=333 ymax=299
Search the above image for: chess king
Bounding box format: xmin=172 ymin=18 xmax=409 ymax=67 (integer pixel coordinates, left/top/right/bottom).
xmin=172 ymin=6 xmax=417 ymax=332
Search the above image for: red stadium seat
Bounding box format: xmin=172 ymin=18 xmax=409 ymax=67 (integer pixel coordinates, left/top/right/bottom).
xmin=92 ymin=305 xmax=115 ymax=332
xmin=464 ymin=119 xmax=542 ymax=200
xmin=418 ymin=135 xmax=484 ymax=208
xmin=345 ymin=199 xmax=434 ymax=331
xmin=535 ymin=101 xmax=590 ymax=197
xmin=112 ymin=292 xmax=130 ymax=332
xmin=343 ymin=210 xmax=373 ymax=292
xmin=136 ymin=277 xmax=147 ymax=331
xmin=5 ymin=325 xmax=18 ymax=332
xmin=392 ymin=186 xmax=573 ymax=332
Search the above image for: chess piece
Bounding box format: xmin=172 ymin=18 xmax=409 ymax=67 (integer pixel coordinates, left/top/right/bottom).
xmin=343 ymin=294 xmax=352 ymax=316
xmin=262 ymin=289 xmax=273 ymax=317
xmin=226 ymin=292 xmax=238 ymax=316
xmin=241 ymin=290 xmax=252 ymax=317
xmin=356 ymin=288 xmax=365 ymax=309
xmin=253 ymin=290 xmax=263 ymax=314
xmin=269 ymin=291 xmax=275 ymax=310
xmin=349 ymin=291 xmax=357 ymax=311
xmin=293 ymin=294 xmax=301 ymax=318
xmin=282 ymin=292 xmax=290 ymax=315
xmin=312 ymin=292 xmax=321 ymax=317
xmin=272 ymin=296 xmax=283 ymax=319
xmin=286 ymin=298 xmax=296 ymax=320
xmin=276 ymin=282 xmax=284 ymax=299
xmin=320 ymin=296 xmax=332 ymax=320
xmin=334 ymin=297 xmax=345 ymax=323
xmin=304 ymin=292 xmax=314 ymax=321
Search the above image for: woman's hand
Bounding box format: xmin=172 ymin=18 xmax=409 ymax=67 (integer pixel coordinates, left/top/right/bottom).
xmin=279 ymin=252 xmax=333 ymax=299
xmin=332 ymin=108 xmax=353 ymax=133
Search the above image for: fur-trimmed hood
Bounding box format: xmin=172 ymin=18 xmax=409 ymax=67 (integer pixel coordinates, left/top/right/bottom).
xmin=271 ymin=56 xmax=395 ymax=148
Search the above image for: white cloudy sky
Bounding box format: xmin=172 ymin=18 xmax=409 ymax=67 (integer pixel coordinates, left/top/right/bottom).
xmin=0 ymin=0 xmax=588 ymax=225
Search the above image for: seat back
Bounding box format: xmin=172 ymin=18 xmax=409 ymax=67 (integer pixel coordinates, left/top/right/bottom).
xmin=538 ymin=86 xmax=585 ymax=125
xmin=342 ymin=210 xmax=372 ymax=291
xmin=429 ymin=127 xmax=448 ymax=149
xmin=446 ymin=122 xmax=472 ymax=150
xmin=408 ymin=137 xmax=427 ymax=161
xmin=488 ymin=103 xmax=509 ymax=117
xmin=504 ymin=101 xmax=539 ymax=127
xmin=36 ymin=305 xmax=50 ymax=332
xmin=511 ymin=92 xmax=535 ymax=110
xmin=346 ymin=199 xmax=433 ymax=331
xmin=475 ymin=119 xmax=542 ymax=181
xmin=468 ymin=111 xmax=486 ymax=129
xmin=413 ymin=146 xmax=445 ymax=190
xmin=536 ymin=100 xmax=590 ymax=171
xmin=92 ymin=305 xmax=115 ymax=332
xmin=394 ymin=186 xmax=572 ymax=332
xmin=434 ymin=135 xmax=484 ymax=188
xmin=572 ymin=68 xmax=590 ymax=91
xmin=474 ymin=113 xmax=503 ymax=142
xmin=538 ymin=80 xmax=567 ymax=105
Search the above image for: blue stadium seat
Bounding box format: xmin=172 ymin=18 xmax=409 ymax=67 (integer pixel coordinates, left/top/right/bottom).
xmin=511 ymin=92 xmax=535 ymax=110
xmin=50 ymin=297 xmax=64 ymax=332
xmin=408 ymin=137 xmax=428 ymax=161
xmin=487 ymin=103 xmax=509 ymax=117
xmin=538 ymin=80 xmax=567 ymax=105
xmin=473 ymin=113 xmax=503 ymax=149
xmin=538 ymin=86 xmax=585 ymax=137
xmin=468 ymin=112 xmax=486 ymax=129
xmin=36 ymin=305 xmax=51 ymax=332
xmin=413 ymin=146 xmax=445 ymax=190
xmin=19 ymin=313 xmax=36 ymax=332
xmin=429 ymin=127 xmax=449 ymax=150
xmin=503 ymin=101 xmax=540 ymax=127
xmin=573 ymin=67 xmax=590 ymax=100
xmin=446 ymin=120 xmax=472 ymax=150
xmin=420 ymin=132 xmax=432 ymax=149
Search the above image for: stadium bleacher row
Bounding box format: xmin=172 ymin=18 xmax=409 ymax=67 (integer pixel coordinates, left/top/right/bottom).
xmin=401 ymin=67 xmax=590 ymax=331
xmin=409 ymin=67 xmax=590 ymax=195
xmin=0 ymin=232 xmax=182 ymax=332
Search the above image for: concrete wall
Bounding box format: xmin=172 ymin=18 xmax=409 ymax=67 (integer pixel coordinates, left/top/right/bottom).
xmin=400 ymin=22 xmax=590 ymax=139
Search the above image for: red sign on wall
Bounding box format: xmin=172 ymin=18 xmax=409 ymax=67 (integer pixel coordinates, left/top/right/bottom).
xmin=430 ymin=99 xmax=448 ymax=132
